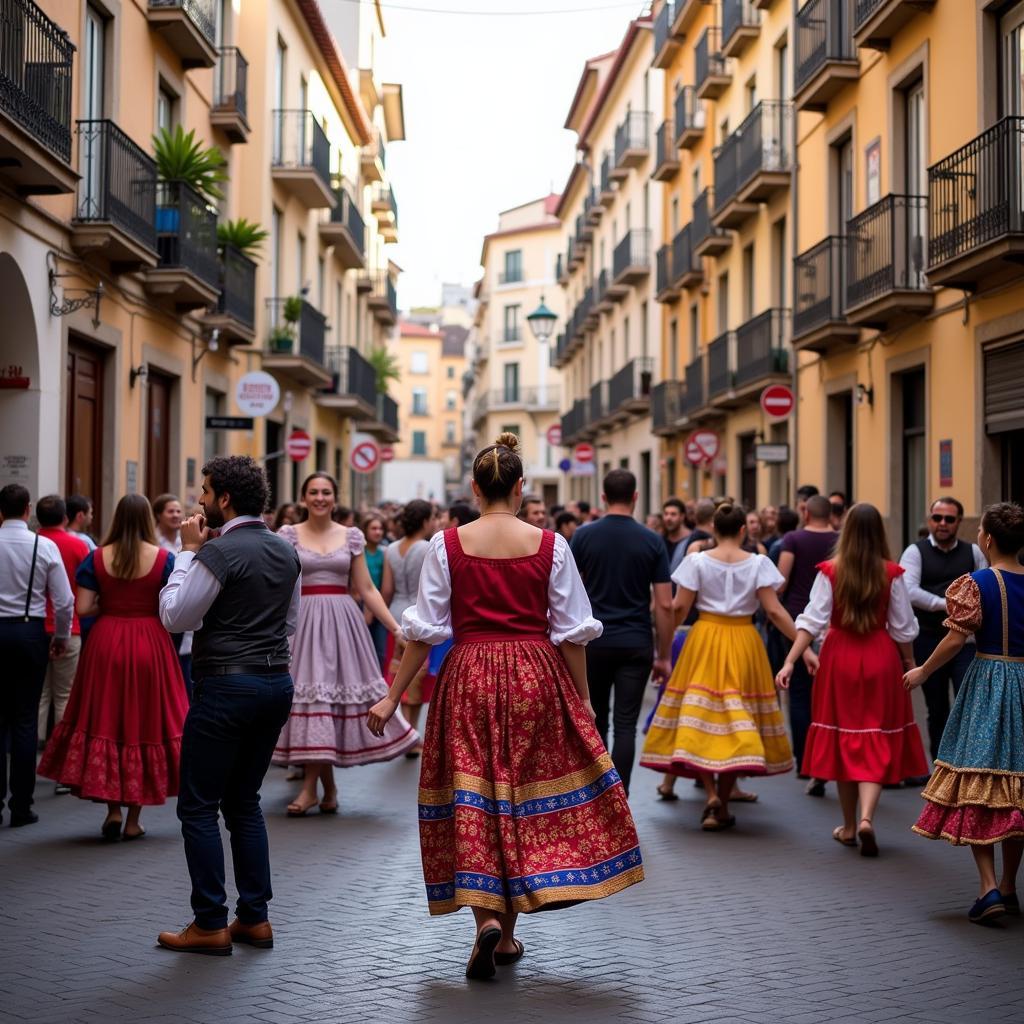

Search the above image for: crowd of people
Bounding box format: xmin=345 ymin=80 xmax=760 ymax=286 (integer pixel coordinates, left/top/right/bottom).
xmin=1 ymin=439 xmax=1023 ymax=975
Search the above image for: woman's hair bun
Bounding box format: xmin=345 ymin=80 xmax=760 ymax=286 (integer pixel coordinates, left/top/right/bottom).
xmin=494 ymin=431 xmax=520 ymax=453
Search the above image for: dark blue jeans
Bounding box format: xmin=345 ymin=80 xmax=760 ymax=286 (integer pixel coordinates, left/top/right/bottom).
xmin=915 ymin=632 xmax=974 ymax=762
xmin=177 ymin=672 xmax=293 ymax=929
xmin=787 ymin=655 xmax=815 ymax=777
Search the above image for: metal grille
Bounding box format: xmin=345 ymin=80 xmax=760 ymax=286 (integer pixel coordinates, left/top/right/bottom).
xmin=794 ymin=235 xmax=846 ymax=336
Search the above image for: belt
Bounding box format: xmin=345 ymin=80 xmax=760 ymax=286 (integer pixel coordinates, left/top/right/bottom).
xmin=301 ymin=585 xmax=348 ymax=596
xmin=199 ymin=663 xmax=291 ymax=676
xmin=0 ymin=616 xmax=45 ymax=624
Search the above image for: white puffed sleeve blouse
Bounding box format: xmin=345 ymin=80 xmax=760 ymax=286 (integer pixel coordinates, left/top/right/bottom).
xmin=401 ymin=532 xmax=603 ymax=647
xmin=794 ymin=570 xmax=919 ymax=643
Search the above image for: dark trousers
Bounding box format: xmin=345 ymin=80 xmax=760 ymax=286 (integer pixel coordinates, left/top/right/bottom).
xmin=788 ymin=656 xmax=815 ymax=776
xmin=586 ymin=646 xmax=653 ymax=796
xmin=0 ymin=620 xmax=49 ymax=817
xmin=915 ymin=632 xmax=974 ymax=762
xmin=177 ymin=672 xmax=293 ymax=929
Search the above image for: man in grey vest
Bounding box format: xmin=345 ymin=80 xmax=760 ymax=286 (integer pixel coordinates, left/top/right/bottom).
xmin=157 ymin=456 xmax=301 ymax=955
xmin=899 ymin=496 xmax=986 ymax=764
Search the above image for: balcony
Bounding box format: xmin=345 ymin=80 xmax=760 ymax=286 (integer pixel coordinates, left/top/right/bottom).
xmin=373 ymin=183 xmax=398 ymax=242
xmin=609 ymin=357 xmax=655 ymax=418
xmin=0 ymin=0 xmax=75 ymax=195
xmin=360 ymin=130 xmax=386 ymax=183
xmin=794 ymin=0 xmax=859 ymax=113
xmin=586 ymin=187 xmax=603 ymax=226
xmin=612 ymin=229 xmax=651 ymax=288
xmin=575 ymin=211 xmax=593 ymax=249
xmin=264 ymin=298 xmax=331 ymax=388
xmin=612 ymin=111 xmax=651 ymax=179
xmin=567 ymin=236 xmax=582 ymax=270
xmin=652 ymin=380 xmax=683 ymax=436
xmin=793 ymin=236 xmax=860 ymax=352
xmin=732 ymin=309 xmax=791 ymax=400
xmin=692 ymin=187 xmax=730 ymax=258
xmin=144 ymin=180 xmax=220 ymax=310
xmin=318 ymin=346 xmax=378 ymax=419
xmin=366 ymin=272 xmax=398 ymax=325
xmin=854 ymin=0 xmax=935 ymax=51
xmin=927 ymin=117 xmax=1024 ymax=292
xmin=211 ymin=47 xmax=249 ymax=143
xmin=674 ymin=87 xmax=706 ymax=150
xmin=672 ymin=224 xmax=703 ymax=289
xmin=696 ymin=28 xmax=731 ymax=101
xmin=556 ymin=253 xmax=569 ymax=286
xmin=603 ymin=264 xmax=630 ymax=304
xmin=707 ymin=331 xmax=737 ymax=402
xmin=363 ymin=392 xmax=400 ymax=443
xmin=71 ymin=120 xmax=158 ymax=270
xmin=481 ymin=386 xmax=560 ymax=419
xmin=652 ymin=121 xmax=680 ymax=182
xmin=561 ymin=398 xmax=589 ymax=446
xmin=599 ymin=153 xmax=615 ymax=206
xmin=552 ymin=332 xmax=570 ymax=370
xmin=497 ymin=267 xmax=523 ymax=285
xmin=656 ymin=245 xmax=678 ymax=303
xmin=320 ymin=184 xmax=366 ymax=270
xmin=713 ymin=101 xmax=793 ymax=229
xmin=271 ymin=110 xmax=334 ymax=208
xmin=673 ymin=0 xmax=712 ymax=38
xmin=846 ymin=194 xmax=932 ymax=327
xmin=722 ymin=0 xmax=760 ymax=58
xmin=653 ymin=3 xmax=679 ymax=69
xmin=203 ymin=243 xmax=256 ymax=345
xmin=588 ymin=379 xmax=611 ymax=432
xmin=583 ymin=285 xmax=599 ymax=329
xmin=147 ymin=0 xmax=217 ymax=68
xmin=681 ymin=355 xmax=706 ymax=419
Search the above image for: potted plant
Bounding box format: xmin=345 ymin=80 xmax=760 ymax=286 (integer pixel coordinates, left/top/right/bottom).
xmin=152 ymin=126 xmax=227 ymax=233
xmin=268 ymin=295 xmax=304 ymax=353
xmin=367 ymin=345 xmax=400 ymax=394
xmin=217 ymin=218 xmax=268 ymax=258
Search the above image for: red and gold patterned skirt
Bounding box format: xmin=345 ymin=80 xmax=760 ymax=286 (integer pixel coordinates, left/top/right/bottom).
xmin=418 ymin=636 xmax=643 ymax=916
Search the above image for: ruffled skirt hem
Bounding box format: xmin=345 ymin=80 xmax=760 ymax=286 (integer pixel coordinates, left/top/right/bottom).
xmin=912 ymin=762 xmax=1024 ymax=845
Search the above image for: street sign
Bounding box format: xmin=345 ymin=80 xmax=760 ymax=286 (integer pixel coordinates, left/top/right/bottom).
xmin=558 ymin=458 xmax=572 ymax=472
xmin=286 ymin=429 xmax=312 ymax=462
xmin=350 ymin=439 xmax=381 ymax=474
xmin=760 ymin=384 xmax=795 ymax=420
xmin=380 ymin=445 xmax=395 ymax=463
xmin=205 ymin=416 xmax=254 ymax=430
xmin=546 ymin=424 xmax=563 ymax=447
xmin=573 ymin=442 xmax=595 ymax=463
xmin=685 ymin=429 xmax=720 ymax=466
xmin=755 ymin=442 xmax=790 ymax=464
xmin=236 ymin=371 xmax=280 ymax=416
xmin=570 ymin=461 xmax=596 ymax=477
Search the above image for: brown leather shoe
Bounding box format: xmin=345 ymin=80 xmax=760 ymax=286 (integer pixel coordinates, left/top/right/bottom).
xmin=157 ymin=921 xmax=232 ymax=956
xmin=229 ymin=918 xmax=274 ymax=949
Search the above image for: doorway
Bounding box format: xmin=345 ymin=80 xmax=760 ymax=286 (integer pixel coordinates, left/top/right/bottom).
xmin=146 ymin=371 xmax=173 ymax=499
xmin=739 ymin=433 xmax=757 ymax=510
xmin=66 ymin=338 xmax=105 ymax=525
xmin=900 ymin=368 xmax=927 ymax=546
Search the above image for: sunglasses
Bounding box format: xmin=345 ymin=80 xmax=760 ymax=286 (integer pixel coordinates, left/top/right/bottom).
xmin=930 ymin=514 xmax=959 ymax=525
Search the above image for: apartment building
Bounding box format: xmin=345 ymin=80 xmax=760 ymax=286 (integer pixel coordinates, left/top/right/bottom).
xmin=471 ymin=195 xmax=564 ymax=509
xmin=0 ymin=0 xmax=402 ymax=527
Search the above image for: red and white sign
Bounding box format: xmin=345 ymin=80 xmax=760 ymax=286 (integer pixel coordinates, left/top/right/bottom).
xmin=235 ymin=371 xmax=280 ymax=416
xmin=546 ymin=424 xmax=563 ymax=447
xmin=350 ymin=439 xmax=381 ymax=474
xmin=573 ymin=442 xmax=595 ymax=463
xmin=285 ymin=429 xmax=312 ymax=462
xmin=685 ymin=429 xmax=720 ymax=467
xmin=760 ymin=384 xmax=795 ymax=420
xmin=380 ymin=445 xmax=395 ymax=463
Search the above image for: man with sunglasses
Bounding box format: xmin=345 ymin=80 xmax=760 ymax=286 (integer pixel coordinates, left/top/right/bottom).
xmin=899 ymin=497 xmax=986 ymax=767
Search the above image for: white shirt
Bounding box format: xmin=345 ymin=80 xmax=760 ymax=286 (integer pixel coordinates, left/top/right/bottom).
xmin=672 ymin=551 xmax=784 ymax=616
xmin=0 ymin=520 xmax=74 ymax=637
xmin=795 ymin=571 xmax=919 ymax=643
xmin=898 ymin=537 xmax=987 ymax=613
xmin=159 ymin=515 xmax=300 ymax=636
xmin=402 ymin=531 xmax=603 ymax=647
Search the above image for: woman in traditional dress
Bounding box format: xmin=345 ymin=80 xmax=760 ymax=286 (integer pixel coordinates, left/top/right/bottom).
xmin=367 ymin=433 xmax=642 ymax=981
xmin=777 ymin=503 xmax=927 ymax=857
xmin=907 ymin=502 xmax=1024 ymax=925
xmin=39 ymin=494 xmax=187 ymax=840
xmin=152 ymin=493 xmax=193 ymax=698
xmin=360 ymin=513 xmax=389 ymax=670
xmin=273 ymin=473 xmax=417 ymax=816
xmin=640 ymin=503 xmax=808 ymax=829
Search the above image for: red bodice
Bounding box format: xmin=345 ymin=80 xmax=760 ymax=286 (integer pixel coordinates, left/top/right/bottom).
xmin=443 ymin=526 xmax=555 ymax=641
xmin=818 ymin=559 xmax=903 ymax=632
xmin=94 ymin=547 xmax=170 ymax=618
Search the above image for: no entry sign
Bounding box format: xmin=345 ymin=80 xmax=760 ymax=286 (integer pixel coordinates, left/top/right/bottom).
xmin=350 ymin=439 xmax=381 ymax=474
xmin=573 ymin=442 xmax=595 ymax=463
xmin=685 ymin=429 xmax=720 ymax=467
xmin=546 ymin=423 xmax=563 ymax=447
xmin=286 ymin=429 xmax=312 ymax=462
xmin=760 ymin=384 xmax=795 ymax=420
xmin=380 ymin=445 xmax=395 ymax=463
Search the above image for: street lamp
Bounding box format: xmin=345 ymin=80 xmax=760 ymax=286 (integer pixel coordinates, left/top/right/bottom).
xmin=526 ymin=296 xmax=558 ymax=344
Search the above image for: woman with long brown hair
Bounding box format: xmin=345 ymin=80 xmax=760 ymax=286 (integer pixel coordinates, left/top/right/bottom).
xmin=777 ymin=502 xmax=928 ymax=856
xmin=40 ymin=494 xmax=188 ymax=840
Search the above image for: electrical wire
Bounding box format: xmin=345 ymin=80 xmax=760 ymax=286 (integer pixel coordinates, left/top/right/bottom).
xmin=333 ymin=0 xmax=650 ymax=17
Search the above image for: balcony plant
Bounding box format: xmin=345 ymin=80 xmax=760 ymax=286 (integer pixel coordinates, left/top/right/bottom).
xmin=367 ymin=345 xmax=400 ymax=394
xmin=217 ymin=218 xmax=268 ymax=257
xmin=152 ymin=126 xmax=227 ymax=233
xmin=268 ymin=295 xmax=303 ymax=353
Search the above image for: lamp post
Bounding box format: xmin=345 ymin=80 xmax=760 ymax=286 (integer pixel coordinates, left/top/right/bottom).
xmin=527 ymin=295 xmax=558 ymax=406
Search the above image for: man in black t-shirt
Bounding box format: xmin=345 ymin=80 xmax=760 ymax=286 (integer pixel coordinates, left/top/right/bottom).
xmin=571 ymin=470 xmax=672 ymax=795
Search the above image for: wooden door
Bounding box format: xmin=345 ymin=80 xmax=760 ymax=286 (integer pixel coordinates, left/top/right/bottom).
xmin=146 ymin=371 xmax=172 ymax=499
xmin=65 ymin=339 xmax=104 ymax=526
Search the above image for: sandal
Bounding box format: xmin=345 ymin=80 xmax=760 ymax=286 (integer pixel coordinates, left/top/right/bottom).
xmin=700 ymin=799 xmax=721 ymax=824
xmin=731 ymin=788 xmax=759 ymax=803
xmin=319 ymin=792 xmax=339 ymax=815
xmin=465 ymin=926 xmax=502 ymax=981
xmin=857 ymin=818 xmax=879 ymax=858
xmin=832 ymin=826 xmax=857 ymax=848
xmin=494 ymin=938 xmax=525 ymax=966
xmin=101 ymin=817 xmax=122 ymax=842
xmin=702 ymin=813 xmax=736 ymax=832
xmin=656 ymin=785 xmax=680 ymax=802
xmin=286 ymin=794 xmax=319 ymax=818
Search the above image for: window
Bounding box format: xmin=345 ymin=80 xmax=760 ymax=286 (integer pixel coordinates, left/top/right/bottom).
xmin=317 ymin=255 xmax=326 ymax=311
xmin=827 ymin=390 xmax=854 ymax=502
xmin=832 ymin=134 xmax=853 ymax=235
xmin=204 ymin=390 xmax=225 ymax=462
xmin=772 ymin=218 xmax=787 ymax=308
xmin=623 ymin=317 xmax=630 ymax=362
xmin=83 ymin=6 xmax=105 ymax=119
xmin=745 ymin=76 xmax=757 ymax=113
xmin=272 ymin=207 xmax=282 ymax=298
xmin=671 ymin=197 xmax=679 ymax=235
xmin=503 ymin=304 xmax=521 ymax=343
xmin=900 ymin=368 xmax=926 ymax=547
xmin=503 ymin=362 xmax=520 ymax=402
xmin=776 ymin=37 xmax=790 ymax=103
xmin=692 ymin=165 xmax=701 ymax=197
xmin=157 ymin=82 xmax=177 ymax=132
xmin=689 ymin=304 xmax=699 ymax=360
xmin=1002 ymin=3 xmax=1024 ymax=115
xmin=412 ymin=431 xmax=427 ymax=456
xmin=502 ymin=250 xmax=523 ymax=283
xmin=297 ymin=233 xmax=306 ymax=294
xmin=742 ymin=244 xmax=755 ymax=320
xmin=446 ymin=366 xmax=455 ymax=379
xmin=410 ymin=351 xmax=429 ymax=374
xmin=445 ymin=389 xmax=457 ymax=411
xmin=274 ymin=39 xmax=286 ymax=160
xmin=445 ymin=421 xmax=457 ymax=444
xmin=717 ymin=271 xmax=729 ymax=332
xmin=501 ymin=423 xmax=520 ymax=437
xmin=412 ymin=388 xmax=428 ymax=415
xmin=335 ymin=282 xmax=343 ymax=340
xmin=669 ymin=319 xmax=678 ymax=380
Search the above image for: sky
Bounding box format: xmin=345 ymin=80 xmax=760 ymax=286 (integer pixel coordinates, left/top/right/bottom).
xmin=371 ymin=0 xmax=652 ymax=310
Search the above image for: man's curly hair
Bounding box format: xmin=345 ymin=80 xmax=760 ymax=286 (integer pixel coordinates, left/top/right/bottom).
xmin=202 ymin=456 xmax=270 ymax=516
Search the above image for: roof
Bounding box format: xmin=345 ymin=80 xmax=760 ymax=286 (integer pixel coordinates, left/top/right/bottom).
xmin=479 ymin=218 xmax=561 ymax=265
xmin=399 ymin=320 xmax=440 ymax=338
xmin=553 ymin=162 xmax=588 ymax=220
xmin=442 ymin=325 xmax=469 ymax=357
xmin=564 ymin=49 xmax=616 ymax=132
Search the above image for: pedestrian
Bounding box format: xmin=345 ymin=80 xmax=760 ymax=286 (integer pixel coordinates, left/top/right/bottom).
xmin=271 ymin=502 xmax=300 ymax=531
xmin=570 ymin=469 xmax=673 ymax=796
xmin=662 ymin=498 xmax=691 ymax=575
xmin=273 ymin=474 xmax=416 ymax=816
xmin=777 ymin=503 xmax=928 ymax=857
xmin=646 ymin=512 xmax=665 ymax=535
xmin=65 ymin=494 xmax=97 ymax=551
xmin=767 ymin=506 xmax=799 ymax=564
xmin=795 ymin=484 xmax=820 ymax=526
xmin=554 ymin=510 xmax=578 ymax=541
xmin=520 ymin=495 xmax=548 ymax=529
xmin=760 ymin=505 xmax=780 ymax=549
xmin=39 ymin=494 xmax=187 ymax=839
xmin=899 ymin=496 xmax=986 ymax=765
xmin=153 ymin=493 xmax=193 ymax=699
xmin=33 ymin=495 xmax=88 ymax=773
xmin=776 ymin=494 xmax=840 ymax=790
xmin=743 ymin=510 xmax=768 ymax=555
xmin=332 ymin=504 xmax=355 ymax=527
xmin=366 ymin=433 xmax=642 ymax=980
xmin=907 ymin=502 xmax=1024 ymax=925
xmin=681 ymin=498 xmax=716 ymax=557
xmin=445 ymin=502 xmax=479 ymax=529
xmin=828 ymin=491 xmax=848 ymax=531
xmin=0 ymin=485 xmax=73 ymax=827
xmin=640 ymin=503 xmax=803 ymax=829
xmin=156 ymin=455 xmax=301 ymax=955
xmin=361 ymin=513 xmax=390 ymax=669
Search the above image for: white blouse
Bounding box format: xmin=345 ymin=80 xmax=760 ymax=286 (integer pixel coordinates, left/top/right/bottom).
xmin=672 ymin=552 xmax=784 ymax=616
xmin=401 ymin=532 xmax=603 ymax=647
xmin=794 ymin=571 xmax=919 ymax=643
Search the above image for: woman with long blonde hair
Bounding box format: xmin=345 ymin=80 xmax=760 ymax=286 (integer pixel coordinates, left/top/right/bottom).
xmin=40 ymin=494 xmax=188 ymax=840
xmin=777 ymin=503 xmax=928 ymax=856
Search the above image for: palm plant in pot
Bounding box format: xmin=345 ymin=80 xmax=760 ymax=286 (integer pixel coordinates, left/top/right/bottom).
xmin=269 ymin=295 xmax=304 ymax=353
xmin=216 ymin=218 xmax=268 ymax=258
xmin=152 ymin=126 xmax=227 ymax=233
xmin=367 ymin=345 xmax=400 ymax=394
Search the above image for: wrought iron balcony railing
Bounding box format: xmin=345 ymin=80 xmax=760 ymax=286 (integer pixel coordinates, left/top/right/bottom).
xmin=272 ymin=109 xmax=331 ymax=188
xmin=696 ymin=27 xmax=727 ymax=93
xmin=795 ymin=0 xmax=857 ymax=93
xmin=323 ymin=345 xmax=377 ymax=407
xmin=671 ymin=223 xmax=701 ymax=286
xmin=329 ymin=184 xmax=366 ymax=252
xmin=561 ymin=397 xmax=588 ymax=443
xmin=847 ymin=193 xmax=929 ymax=309
xmin=213 ymin=46 xmax=247 ymax=118
xmin=682 ymin=356 xmax=705 ymax=415
xmin=656 ymin=244 xmax=673 ymax=296
xmin=708 ymin=331 xmax=736 ymax=399
xmin=613 ymin=228 xmax=651 ymax=279
xmin=674 ymin=86 xmax=705 ymax=147
xmin=610 ymin=357 xmax=654 ymax=410
xmin=714 ymin=101 xmax=793 ymax=212
xmin=794 ymin=235 xmax=847 ymax=338
xmin=652 ymin=380 xmax=683 ymax=432
xmin=149 ymin=0 xmax=217 ymax=47
xmin=217 ymin=243 xmax=256 ymax=328
xmin=613 ymin=110 xmax=651 ymax=168
xmin=155 ymin=179 xmax=219 ymax=288
xmin=722 ymin=0 xmax=759 ymax=51
xmin=267 ymin=297 xmax=327 ymax=367
xmin=589 ymin=379 xmax=610 ymax=427
xmin=735 ymin=309 xmax=790 ymax=388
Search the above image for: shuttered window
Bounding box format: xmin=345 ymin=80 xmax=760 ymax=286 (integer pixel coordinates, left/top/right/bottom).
xmin=985 ymin=341 xmax=1024 ymax=434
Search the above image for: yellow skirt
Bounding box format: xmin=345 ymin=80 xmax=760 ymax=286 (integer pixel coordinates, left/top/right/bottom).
xmin=640 ymin=613 xmax=793 ymax=778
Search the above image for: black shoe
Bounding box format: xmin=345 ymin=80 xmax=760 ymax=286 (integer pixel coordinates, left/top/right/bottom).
xmin=805 ymin=779 xmax=826 ymax=798
xmin=10 ymin=811 xmax=39 ymax=828
xmin=54 ymin=783 xmax=72 ymax=796
xmin=903 ymin=775 xmax=930 ymax=787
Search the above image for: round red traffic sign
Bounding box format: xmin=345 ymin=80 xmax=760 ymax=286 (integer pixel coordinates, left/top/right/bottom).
xmin=286 ymin=429 xmax=312 ymax=462
xmin=350 ymin=440 xmax=381 ymax=474
xmin=760 ymin=384 xmax=795 ymax=420
xmin=380 ymin=445 xmax=395 ymax=463
xmin=685 ymin=429 xmax=720 ymax=466
xmin=573 ymin=442 xmax=595 ymax=463
xmin=546 ymin=424 xmax=562 ymax=447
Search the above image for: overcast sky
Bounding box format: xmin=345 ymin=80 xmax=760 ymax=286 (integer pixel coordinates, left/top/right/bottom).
xmin=372 ymin=0 xmax=650 ymax=309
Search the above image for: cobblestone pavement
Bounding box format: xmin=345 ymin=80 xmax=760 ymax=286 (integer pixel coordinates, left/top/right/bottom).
xmin=3 ymin=694 xmax=1023 ymax=1024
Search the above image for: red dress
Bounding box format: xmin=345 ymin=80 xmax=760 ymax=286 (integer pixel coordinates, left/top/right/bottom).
xmin=417 ymin=528 xmax=643 ymax=916
xmin=802 ymin=561 xmax=928 ymax=784
xmin=39 ymin=548 xmax=188 ymax=805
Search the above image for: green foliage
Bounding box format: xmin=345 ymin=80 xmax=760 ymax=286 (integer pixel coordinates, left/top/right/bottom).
xmin=217 ymin=218 xmax=268 ymax=257
xmin=367 ymin=346 xmax=400 ymax=394
xmin=283 ymin=295 xmax=304 ymax=324
xmin=268 ymin=325 xmax=294 ymax=352
xmin=152 ymin=125 xmax=228 ymax=201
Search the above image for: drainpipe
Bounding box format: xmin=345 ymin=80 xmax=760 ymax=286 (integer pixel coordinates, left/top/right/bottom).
xmin=789 ymin=0 xmax=799 ymax=504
